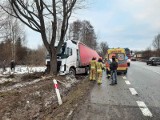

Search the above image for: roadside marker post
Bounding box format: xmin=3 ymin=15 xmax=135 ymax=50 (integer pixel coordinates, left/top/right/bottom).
xmin=53 ymin=79 xmax=63 ymax=105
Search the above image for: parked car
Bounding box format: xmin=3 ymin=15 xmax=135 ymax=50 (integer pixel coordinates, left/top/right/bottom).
xmin=131 ymin=57 xmax=136 ymax=61
xmin=146 ymin=57 xmax=160 ymax=66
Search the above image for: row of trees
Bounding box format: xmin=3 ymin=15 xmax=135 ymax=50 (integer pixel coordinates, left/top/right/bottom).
xmin=136 ymin=33 xmax=160 ymax=60
xmin=0 ymin=38 xmax=46 ymax=67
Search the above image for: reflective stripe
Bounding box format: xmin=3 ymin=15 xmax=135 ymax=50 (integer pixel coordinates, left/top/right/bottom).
xmin=97 ymin=69 xmax=102 ymax=72
xmin=91 ymin=66 xmax=95 ymax=69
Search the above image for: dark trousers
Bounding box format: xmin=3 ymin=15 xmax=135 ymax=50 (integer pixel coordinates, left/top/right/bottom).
xmin=110 ymin=70 xmax=117 ymax=84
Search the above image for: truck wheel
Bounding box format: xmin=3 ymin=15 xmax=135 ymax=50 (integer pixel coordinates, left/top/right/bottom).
xmin=85 ymin=67 xmax=89 ymax=75
xmin=69 ymin=68 xmax=76 ymax=76
xmin=124 ymin=70 xmax=127 ymax=75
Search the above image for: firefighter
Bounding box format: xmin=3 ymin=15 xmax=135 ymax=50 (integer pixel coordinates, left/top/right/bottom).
xmin=105 ymin=57 xmax=111 ymax=79
xmin=96 ymin=57 xmax=104 ymax=84
xmin=89 ymin=57 xmax=97 ymax=81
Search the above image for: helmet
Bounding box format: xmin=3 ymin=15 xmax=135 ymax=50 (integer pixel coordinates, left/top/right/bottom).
xmin=92 ymin=57 xmax=96 ymax=60
xmin=99 ymin=57 xmax=102 ymax=60
xmin=98 ymin=57 xmax=103 ymax=62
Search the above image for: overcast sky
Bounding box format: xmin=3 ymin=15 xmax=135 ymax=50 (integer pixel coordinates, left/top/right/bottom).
xmin=26 ymin=0 xmax=160 ymax=51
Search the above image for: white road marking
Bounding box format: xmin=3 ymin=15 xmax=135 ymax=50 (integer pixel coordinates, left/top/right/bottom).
xmin=129 ymin=88 xmax=138 ymax=95
xmin=125 ymin=81 xmax=131 ymax=85
xmin=122 ymin=76 xmax=127 ymax=79
xmin=136 ymin=101 xmax=153 ymax=117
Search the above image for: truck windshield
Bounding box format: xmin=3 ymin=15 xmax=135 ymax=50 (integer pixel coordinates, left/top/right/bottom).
xmin=57 ymin=42 xmax=70 ymax=58
xmin=57 ymin=43 xmax=66 ymax=56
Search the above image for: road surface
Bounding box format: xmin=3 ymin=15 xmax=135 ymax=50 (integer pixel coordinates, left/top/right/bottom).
xmin=72 ymin=61 xmax=160 ymax=120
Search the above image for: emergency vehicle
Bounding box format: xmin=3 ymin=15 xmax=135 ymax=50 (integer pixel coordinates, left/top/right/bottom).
xmin=106 ymin=48 xmax=128 ymax=74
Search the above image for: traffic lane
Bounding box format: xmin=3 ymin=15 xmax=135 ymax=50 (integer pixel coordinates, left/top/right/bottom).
xmin=131 ymin=61 xmax=160 ymax=75
xmin=72 ymin=72 xmax=150 ymax=120
xmin=127 ymin=63 xmax=160 ymax=118
xmin=127 ymin=63 xmax=160 ymax=107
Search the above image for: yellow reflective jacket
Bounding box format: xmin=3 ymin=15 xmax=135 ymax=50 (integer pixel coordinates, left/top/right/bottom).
xmin=97 ymin=62 xmax=103 ymax=72
xmin=90 ymin=60 xmax=97 ymax=69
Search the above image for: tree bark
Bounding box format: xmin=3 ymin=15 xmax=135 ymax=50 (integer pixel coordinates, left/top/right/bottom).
xmin=50 ymin=47 xmax=57 ymax=75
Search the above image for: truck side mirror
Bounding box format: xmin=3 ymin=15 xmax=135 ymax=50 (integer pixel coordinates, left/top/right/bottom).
xmin=70 ymin=49 xmax=72 ymax=56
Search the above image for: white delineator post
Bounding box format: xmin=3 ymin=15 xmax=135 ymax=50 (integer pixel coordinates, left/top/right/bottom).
xmin=53 ymin=79 xmax=62 ymax=105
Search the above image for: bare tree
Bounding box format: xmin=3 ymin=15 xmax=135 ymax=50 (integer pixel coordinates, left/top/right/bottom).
xmin=153 ymin=34 xmax=160 ymax=56
xmin=69 ymin=20 xmax=97 ymax=49
xmin=68 ymin=20 xmax=82 ymax=40
xmin=0 ymin=0 xmax=84 ymax=75
xmin=0 ymin=2 xmax=24 ymax=61
xmin=26 ymin=45 xmax=46 ymax=66
xmin=142 ymin=47 xmax=152 ymax=60
xmin=99 ymin=41 xmax=109 ymax=58
xmin=0 ymin=39 xmax=12 ymax=64
xmin=81 ymin=20 xmax=97 ymax=49
xmin=15 ymin=37 xmax=28 ymax=64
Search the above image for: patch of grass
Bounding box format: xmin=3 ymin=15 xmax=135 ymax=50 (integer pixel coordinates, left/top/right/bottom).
xmin=0 ymin=91 xmax=20 ymax=97
xmin=6 ymin=74 xmax=15 ymax=78
xmin=0 ymin=81 xmax=16 ymax=88
xmin=21 ymin=72 xmax=44 ymax=81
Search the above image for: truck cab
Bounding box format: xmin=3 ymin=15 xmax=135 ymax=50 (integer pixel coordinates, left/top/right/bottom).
xmin=56 ymin=40 xmax=78 ymax=75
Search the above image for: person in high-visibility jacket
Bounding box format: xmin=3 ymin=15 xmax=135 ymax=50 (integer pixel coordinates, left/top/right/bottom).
xmin=96 ymin=57 xmax=104 ymax=84
xmin=89 ymin=57 xmax=97 ymax=80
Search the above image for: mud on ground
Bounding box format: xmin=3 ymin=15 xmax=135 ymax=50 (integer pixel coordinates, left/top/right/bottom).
xmin=0 ymin=73 xmax=95 ymax=120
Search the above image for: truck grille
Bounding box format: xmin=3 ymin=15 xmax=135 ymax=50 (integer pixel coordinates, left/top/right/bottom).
xmin=57 ymin=61 xmax=61 ymax=72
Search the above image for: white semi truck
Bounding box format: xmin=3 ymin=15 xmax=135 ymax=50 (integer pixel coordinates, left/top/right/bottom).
xmin=46 ymin=40 xmax=99 ymax=75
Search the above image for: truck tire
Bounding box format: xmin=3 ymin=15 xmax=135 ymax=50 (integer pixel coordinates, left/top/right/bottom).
xmin=151 ymin=62 xmax=154 ymax=66
xmin=69 ymin=68 xmax=76 ymax=76
xmin=85 ymin=67 xmax=89 ymax=75
xmin=124 ymin=70 xmax=127 ymax=75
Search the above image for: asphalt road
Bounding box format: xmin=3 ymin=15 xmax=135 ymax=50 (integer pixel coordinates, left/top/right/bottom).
xmin=72 ymin=61 xmax=160 ymax=120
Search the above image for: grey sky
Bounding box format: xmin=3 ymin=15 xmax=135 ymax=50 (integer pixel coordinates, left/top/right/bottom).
xmin=26 ymin=0 xmax=160 ymax=51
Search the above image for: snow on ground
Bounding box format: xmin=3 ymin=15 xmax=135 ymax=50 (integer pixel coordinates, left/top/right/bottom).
xmin=0 ymin=65 xmax=80 ymax=93
xmin=0 ymin=78 xmax=42 ymax=92
xmin=0 ymin=65 xmax=46 ymax=75
xmin=0 ymin=65 xmax=46 ymax=85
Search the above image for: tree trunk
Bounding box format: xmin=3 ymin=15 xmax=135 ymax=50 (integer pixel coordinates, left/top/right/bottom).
xmin=50 ymin=48 xmax=57 ymax=75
